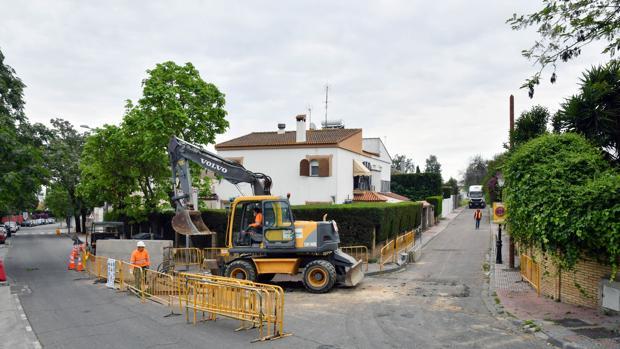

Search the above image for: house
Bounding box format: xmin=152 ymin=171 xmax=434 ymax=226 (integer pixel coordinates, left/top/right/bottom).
xmin=211 ymin=115 xmax=395 ymax=206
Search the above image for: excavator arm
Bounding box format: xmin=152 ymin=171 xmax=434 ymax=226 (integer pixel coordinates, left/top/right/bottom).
xmin=167 ymin=136 xmax=272 ymax=235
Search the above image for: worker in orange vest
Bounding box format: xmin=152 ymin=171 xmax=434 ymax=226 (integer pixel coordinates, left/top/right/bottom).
xmin=238 ymin=207 xmax=263 ymax=246
xmin=130 ymin=241 xmax=150 ymax=290
xmin=474 ymin=209 xmax=482 ymax=230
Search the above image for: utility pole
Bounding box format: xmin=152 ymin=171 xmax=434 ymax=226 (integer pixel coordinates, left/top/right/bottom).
xmin=508 ymin=95 xmax=515 ymax=269
xmin=307 ymin=105 xmax=312 ymax=127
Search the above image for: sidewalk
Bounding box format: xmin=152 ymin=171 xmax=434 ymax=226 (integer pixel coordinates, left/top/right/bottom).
xmin=0 ymin=241 xmax=41 ymax=349
xmin=489 ymin=223 xmax=620 ymax=349
xmin=365 ymin=207 xmax=465 ymax=275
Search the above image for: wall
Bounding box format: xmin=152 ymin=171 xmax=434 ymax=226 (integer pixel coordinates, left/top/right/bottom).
xmin=441 ymin=195 xmax=455 ymax=217
xmin=533 ymin=248 xmax=619 ymax=309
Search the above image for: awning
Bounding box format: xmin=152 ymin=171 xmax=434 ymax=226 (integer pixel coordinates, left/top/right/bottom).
xmin=353 ymin=159 xmax=371 ymax=176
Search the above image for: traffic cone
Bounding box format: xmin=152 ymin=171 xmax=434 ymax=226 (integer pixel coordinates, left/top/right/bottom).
xmin=68 ymin=247 xmax=76 ymax=270
xmin=76 ymin=254 xmax=84 ymax=272
xmin=0 ymin=260 xmax=6 ymax=282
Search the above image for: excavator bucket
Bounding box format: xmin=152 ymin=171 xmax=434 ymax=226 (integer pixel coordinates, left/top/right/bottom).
xmin=171 ymin=210 xmax=214 ymax=235
xmin=343 ymin=259 xmax=364 ymax=287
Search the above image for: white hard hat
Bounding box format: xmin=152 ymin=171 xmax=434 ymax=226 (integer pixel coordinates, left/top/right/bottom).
xmin=137 ymin=241 xmax=146 ymax=247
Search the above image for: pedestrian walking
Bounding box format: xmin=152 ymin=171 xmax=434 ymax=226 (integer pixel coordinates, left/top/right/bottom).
xmin=130 ymin=241 xmax=150 ymax=291
xmin=474 ymin=209 xmax=482 ymax=229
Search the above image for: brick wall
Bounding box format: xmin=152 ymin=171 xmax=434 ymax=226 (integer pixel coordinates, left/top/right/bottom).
xmin=533 ymin=248 xmax=619 ymax=309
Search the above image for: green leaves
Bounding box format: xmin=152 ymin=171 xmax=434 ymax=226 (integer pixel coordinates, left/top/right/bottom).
xmin=504 ymin=133 xmax=620 ymax=272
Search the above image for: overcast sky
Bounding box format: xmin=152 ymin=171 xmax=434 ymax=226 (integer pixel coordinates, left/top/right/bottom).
xmin=0 ymin=1 xmax=610 ymax=181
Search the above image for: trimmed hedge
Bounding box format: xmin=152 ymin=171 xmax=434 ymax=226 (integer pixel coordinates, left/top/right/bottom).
xmin=292 ymin=202 xmax=422 ymax=247
xmin=425 ymin=195 xmax=443 ymax=218
xmin=392 ymin=173 xmax=442 ymax=200
xmin=120 ymin=202 xmax=422 ymax=249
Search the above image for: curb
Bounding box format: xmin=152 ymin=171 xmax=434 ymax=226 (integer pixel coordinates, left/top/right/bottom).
xmin=364 ymin=263 xmax=406 ymax=277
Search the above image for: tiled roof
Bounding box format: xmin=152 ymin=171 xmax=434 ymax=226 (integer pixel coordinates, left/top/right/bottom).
xmin=380 ymin=192 xmax=411 ymax=201
xmin=353 ymin=191 xmax=387 ymax=202
xmin=216 ymin=129 xmax=361 ymax=149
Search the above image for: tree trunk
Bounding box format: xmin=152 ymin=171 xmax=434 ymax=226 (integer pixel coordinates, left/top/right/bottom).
xmin=74 ymin=214 xmax=81 ymax=233
xmin=81 ymin=209 xmax=87 ymax=234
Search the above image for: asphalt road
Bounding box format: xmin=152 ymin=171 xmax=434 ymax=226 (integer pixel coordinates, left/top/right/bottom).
xmin=6 ymin=213 xmax=548 ymax=349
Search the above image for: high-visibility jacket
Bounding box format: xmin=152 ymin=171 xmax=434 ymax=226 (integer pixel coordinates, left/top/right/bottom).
xmin=130 ymin=249 xmax=150 ymax=267
xmin=249 ymin=213 xmax=263 ymax=228
xmin=474 ymin=211 xmax=482 ymax=220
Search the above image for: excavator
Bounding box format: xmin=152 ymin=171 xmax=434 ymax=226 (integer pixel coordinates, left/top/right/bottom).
xmin=168 ymin=136 xmax=364 ymax=293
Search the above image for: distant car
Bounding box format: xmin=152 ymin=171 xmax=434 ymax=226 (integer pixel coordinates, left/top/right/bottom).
xmin=47 ymin=218 xmax=55 ymax=224
xmin=5 ymin=221 xmax=18 ymax=233
xmin=0 ymin=226 xmax=7 ymax=243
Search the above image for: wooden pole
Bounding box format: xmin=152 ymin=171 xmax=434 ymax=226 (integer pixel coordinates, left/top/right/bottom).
xmin=509 ymin=95 xmax=515 ymax=268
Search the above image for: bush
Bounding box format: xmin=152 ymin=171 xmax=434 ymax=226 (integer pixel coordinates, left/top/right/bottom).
xmin=442 ymin=186 xmax=452 ymax=199
xmin=425 ymin=196 xmax=443 ymax=218
xmin=292 ymin=202 xmax=422 ymax=247
xmin=504 ymin=133 xmax=620 ymax=272
xmin=392 ymin=173 xmax=442 ymax=200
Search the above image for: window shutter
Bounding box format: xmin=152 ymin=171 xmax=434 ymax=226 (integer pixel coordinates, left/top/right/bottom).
xmin=299 ymin=159 xmax=309 ymax=176
xmin=318 ymin=158 xmax=330 ymax=177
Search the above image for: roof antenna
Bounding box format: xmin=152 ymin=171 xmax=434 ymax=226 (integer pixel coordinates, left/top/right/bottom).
xmin=324 ymin=84 xmax=329 ymax=128
xmin=307 ymin=105 xmax=312 ymax=127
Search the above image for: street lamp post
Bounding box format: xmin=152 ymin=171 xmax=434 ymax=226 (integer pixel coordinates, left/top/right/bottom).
xmin=495 ymin=174 xmax=505 ymax=264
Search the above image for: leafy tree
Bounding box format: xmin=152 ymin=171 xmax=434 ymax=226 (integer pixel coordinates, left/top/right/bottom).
xmin=508 ymin=0 xmax=620 ymax=97
xmin=504 ymin=133 xmax=619 ymax=274
xmin=45 ymin=118 xmax=89 ymax=232
xmin=0 ymin=49 xmax=47 ymax=213
xmin=415 ymin=165 xmax=421 ymax=174
xmin=44 ymin=185 xmax=73 ymax=220
xmin=511 ymin=105 xmax=550 ymax=147
xmin=424 ymin=155 xmax=441 ymax=175
xmin=391 ymin=154 xmax=414 ymax=174
xmin=482 ymin=153 xmax=509 ymax=203
xmin=462 ymin=155 xmax=488 ymax=188
xmin=553 ymin=60 xmax=620 ymax=163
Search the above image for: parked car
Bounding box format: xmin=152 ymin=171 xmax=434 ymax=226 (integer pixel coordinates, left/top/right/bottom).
xmin=0 ymin=226 xmax=7 ymax=243
xmin=4 ymin=221 xmax=18 ymax=233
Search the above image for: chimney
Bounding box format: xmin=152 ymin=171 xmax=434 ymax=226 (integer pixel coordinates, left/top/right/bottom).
xmin=277 ymin=123 xmax=286 ymax=135
xmin=296 ymin=114 xmax=306 ymax=142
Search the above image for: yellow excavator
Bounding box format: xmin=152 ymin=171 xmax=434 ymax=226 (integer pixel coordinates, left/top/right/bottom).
xmin=168 ymin=136 xmax=364 ymax=293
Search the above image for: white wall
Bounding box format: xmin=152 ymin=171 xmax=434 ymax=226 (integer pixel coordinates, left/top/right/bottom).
xmin=441 ymin=195 xmax=456 ymax=218
xmin=212 ymin=146 xmax=391 ymax=206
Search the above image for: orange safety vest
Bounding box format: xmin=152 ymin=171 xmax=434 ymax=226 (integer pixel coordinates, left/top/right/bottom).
xmin=250 ymin=213 xmax=263 ymax=228
xmin=130 ymin=249 xmax=150 ymax=267
xmin=474 ymin=211 xmax=482 ymax=220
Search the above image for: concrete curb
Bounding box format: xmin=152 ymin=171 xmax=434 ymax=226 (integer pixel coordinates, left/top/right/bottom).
xmin=364 ymin=263 xmax=406 ymax=277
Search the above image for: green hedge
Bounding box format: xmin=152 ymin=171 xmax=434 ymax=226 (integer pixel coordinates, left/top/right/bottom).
xmin=392 ymin=173 xmax=442 ymax=200
xmin=442 ymin=186 xmax=452 ymax=199
xmin=292 ymin=202 xmax=422 ymax=247
xmin=425 ymin=195 xmax=443 ymax=218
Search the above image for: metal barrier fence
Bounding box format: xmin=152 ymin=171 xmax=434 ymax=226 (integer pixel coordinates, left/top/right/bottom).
xmin=379 ymin=230 xmax=416 ymax=270
xmin=79 ymin=252 xmax=289 ymax=342
xmin=175 ymin=272 xmax=289 ymax=341
xmin=520 ymin=254 xmax=541 ymax=295
xmin=202 ymin=247 xmax=227 ymax=261
xmin=172 ymin=248 xmax=203 ymax=268
xmin=341 ymin=246 xmax=369 ymax=271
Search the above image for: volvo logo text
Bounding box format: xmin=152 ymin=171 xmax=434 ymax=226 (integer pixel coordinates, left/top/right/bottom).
xmin=200 ymin=158 xmax=228 ymax=173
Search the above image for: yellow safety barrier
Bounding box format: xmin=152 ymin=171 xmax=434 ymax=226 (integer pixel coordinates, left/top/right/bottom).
xmin=172 ymin=248 xmax=203 ymax=268
xmin=180 ymin=274 xmax=290 ymax=342
xmin=379 ymin=230 xmax=416 ymax=270
xmin=202 ymin=247 xmax=227 ymax=261
xmin=341 ymin=246 xmax=369 ymax=272
xmin=83 ymin=253 xmax=108 ymax=280
xmin=520 ymin=254 xmax=541 ymax=295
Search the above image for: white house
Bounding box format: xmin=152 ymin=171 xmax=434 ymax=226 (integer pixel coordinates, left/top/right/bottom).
xmin=211 ymin=115 xmax=396 ymax=206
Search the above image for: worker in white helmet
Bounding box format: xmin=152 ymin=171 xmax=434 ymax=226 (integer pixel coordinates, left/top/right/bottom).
xmin=130 ymin=241 xmax=150 ymax=291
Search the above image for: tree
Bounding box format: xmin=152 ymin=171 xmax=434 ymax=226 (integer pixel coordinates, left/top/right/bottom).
xmin=462 ymin=155 xmax=488 ymax=188
xmin=508 ymin=0 xmax=620 ymax=97
xmin=44 ymin=185 xmax=73 ymax=220
xmin=45 ymin=118 xmax=88 ymax=232
xmin=511 ymin=105 xmax=550 ymax=147
xmin=0 ymin=49 xmax=47 ymax=213
xmin=424 ymin=155 xmax=441 ymax=175
xmin=391 ymin=154 xmax=414 ymax=174
xmin=553 ymin=60 xmax=620 ymax=163
xmin=415 ymin=166 xmax=421 ymax=174
xmin=445 ymin=177 xmax=459 ymax=195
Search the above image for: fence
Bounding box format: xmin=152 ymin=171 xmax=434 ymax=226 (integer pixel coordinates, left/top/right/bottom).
xmin=379 ymin=230 xmax=416 ymax=270
xmin=340 ymin=246 xmax=369 ymax=272
xmin=520 ymin=254 xmax=541 ymax=295
xmin=171 ymin=248 xmax=203 ymax=268
xmin=79 ymin=252 xmax=289 ymax=342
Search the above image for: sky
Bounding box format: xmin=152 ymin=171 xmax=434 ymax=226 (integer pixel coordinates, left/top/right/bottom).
xmin=0 ymin=1 xmax=611 ymax=181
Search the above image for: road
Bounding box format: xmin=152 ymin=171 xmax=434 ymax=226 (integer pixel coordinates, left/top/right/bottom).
xmin=6 ymin=212 xmax=548 ymax=348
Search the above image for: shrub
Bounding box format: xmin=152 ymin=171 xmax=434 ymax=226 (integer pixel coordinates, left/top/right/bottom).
xmin=504 ymin=133 xmax=620 ymax=273
xmin=442 ymin=186 xmax=452 ymax=199
xmin=392 ymin=173 xmax=442 ymax=200
xmin=425 ymin=196 xmax=443 ymax=218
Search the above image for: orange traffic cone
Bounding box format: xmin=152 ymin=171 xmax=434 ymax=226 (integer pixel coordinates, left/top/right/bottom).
xmin=68 ymin=245 xmax=77 ymax=270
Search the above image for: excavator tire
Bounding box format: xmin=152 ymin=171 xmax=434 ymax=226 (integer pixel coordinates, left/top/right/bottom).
xmin=256 ymin=273 xmax=276 ymax=283
xmin=303 ymin=260 xmax=337 ymax=293
xmin=225 ymin=259 xmax=257 ymax=282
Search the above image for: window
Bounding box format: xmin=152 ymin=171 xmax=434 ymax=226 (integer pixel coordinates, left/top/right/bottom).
xmin=310 ymin=160 xmax=320 ymax=176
